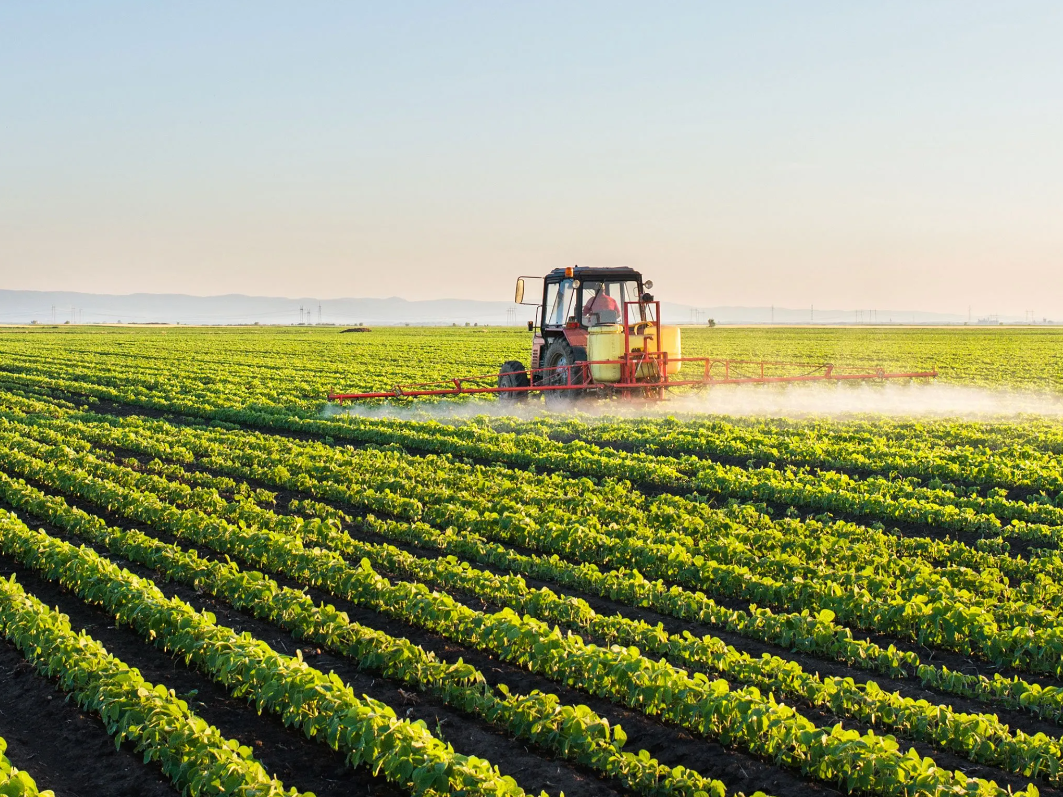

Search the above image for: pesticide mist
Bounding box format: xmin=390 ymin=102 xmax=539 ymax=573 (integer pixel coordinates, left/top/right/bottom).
xmin=321 ymin=381 xmax=1063 ymax=423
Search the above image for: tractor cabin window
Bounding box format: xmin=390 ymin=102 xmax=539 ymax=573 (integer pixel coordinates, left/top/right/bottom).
xmin=544 ymin=279 xmax=578 ymax=327
xmin=581 ymin=280 xmax=640 ymax=327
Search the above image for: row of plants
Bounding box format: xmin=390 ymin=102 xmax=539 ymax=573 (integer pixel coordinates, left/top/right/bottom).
xmin=245 ymin=494 xmax=1063 ymax=785
xmin=3 ymin=382 xmax=1059 ymax=604
xmin=45 ymin=415 xmax=1056 ymax=670
xmin=294 ymin=496 xmax=1063 ymax=729
xmin=0 ymin=414 xmax=1031 ymax=664
xmin=26 ymin=432 xmax=1048 ymax=786
xmin=12 ymin=403 xmax=1063 ymax=731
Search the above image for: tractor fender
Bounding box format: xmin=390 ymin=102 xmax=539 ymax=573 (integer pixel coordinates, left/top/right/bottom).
xmin=562 ymin=327 xmax=589 ymax=353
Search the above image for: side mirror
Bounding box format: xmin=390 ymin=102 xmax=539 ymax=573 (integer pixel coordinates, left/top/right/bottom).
xmin=515 ymin=279 xmax=525 ymax=304
xmin=643 ymin=280 xmax=653 ymax=291
xmin=527 ymin=320 xmax=534 ymax=331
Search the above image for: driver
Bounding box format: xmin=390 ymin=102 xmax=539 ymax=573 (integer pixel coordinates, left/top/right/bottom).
xmin=582 ymin=284 xmax=620 ymax=324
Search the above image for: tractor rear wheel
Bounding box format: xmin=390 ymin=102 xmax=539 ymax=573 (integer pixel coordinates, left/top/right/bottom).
xmin=541 ymin=340 xmax=583 ymax=408
xmin=497 ymin=360 xmax=530 ymax=402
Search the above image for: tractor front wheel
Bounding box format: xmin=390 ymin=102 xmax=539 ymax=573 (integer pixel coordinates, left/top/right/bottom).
xmin=497 ymin=360 xmax=530 ymax=402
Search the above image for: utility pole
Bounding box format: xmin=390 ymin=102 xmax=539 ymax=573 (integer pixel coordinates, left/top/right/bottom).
xmin=318 ymin=304 xmax=322 ymax=325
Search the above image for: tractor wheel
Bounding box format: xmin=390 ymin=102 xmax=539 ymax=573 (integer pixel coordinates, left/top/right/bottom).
xmin=497 ymin=360 xmax=530 ymax=402
xmin=541 ymin=340 xmax=583 ymax=408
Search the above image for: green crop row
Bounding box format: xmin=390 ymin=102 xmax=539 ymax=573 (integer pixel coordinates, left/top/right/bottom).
xmin=57 ymin=413 xmax=1050 ymax=670
xmin=283 ymin=504 xmax=1063 ymax=785
xmin=3 ymin=386 xmax=1059 ymax=615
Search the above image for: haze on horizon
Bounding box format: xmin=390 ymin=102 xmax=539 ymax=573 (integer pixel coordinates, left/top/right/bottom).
xmin=2 ymin=2 xmax=1061 ymax=318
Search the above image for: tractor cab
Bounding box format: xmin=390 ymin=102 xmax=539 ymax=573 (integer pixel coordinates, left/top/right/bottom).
xmin=539 ymin=268 xmax=645 ymax=329
xmin=506 ymin=266 xmax=655 ymax=399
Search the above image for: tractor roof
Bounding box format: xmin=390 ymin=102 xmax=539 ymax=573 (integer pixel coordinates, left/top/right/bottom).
xmin=545 ymin=266 xmax=643 ymax=281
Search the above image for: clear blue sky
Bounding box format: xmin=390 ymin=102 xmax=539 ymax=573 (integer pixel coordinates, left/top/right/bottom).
xmin=2 ymin=2 xmax=1061 ymax=316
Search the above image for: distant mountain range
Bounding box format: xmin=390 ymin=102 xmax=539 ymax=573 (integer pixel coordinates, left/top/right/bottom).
xmin=0 ymin=289 xmax=1037 ymax=326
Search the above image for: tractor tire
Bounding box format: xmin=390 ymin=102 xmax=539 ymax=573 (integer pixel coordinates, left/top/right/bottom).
xmin=497 ymin=360 xmax=530 ymax=402
xmin=541 ymin=339 xmax=583 ymax=408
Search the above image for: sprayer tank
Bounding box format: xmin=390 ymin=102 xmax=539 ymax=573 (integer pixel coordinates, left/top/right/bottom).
xmin=587 ymin=324 xmax=682 ymax=382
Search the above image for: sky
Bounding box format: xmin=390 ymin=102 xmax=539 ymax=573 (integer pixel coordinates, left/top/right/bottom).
xmin=2 ymin=2 xmax=1061 ymax=316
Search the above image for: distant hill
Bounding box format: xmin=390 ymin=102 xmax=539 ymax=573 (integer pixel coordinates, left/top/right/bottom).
xmin=0 ymin=289 xmax=983 ymax=326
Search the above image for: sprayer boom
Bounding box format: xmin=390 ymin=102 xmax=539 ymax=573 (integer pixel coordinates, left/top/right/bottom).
xmin=327 ymin=270 xmax=938 ymax=404
xmin=327 ymin=358 xmax=938 ymax=401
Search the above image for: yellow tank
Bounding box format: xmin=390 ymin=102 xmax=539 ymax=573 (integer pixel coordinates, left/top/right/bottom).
xmin=587 ymin=324 xmax=624 ymax=382
xmin=631 ymin=323 xmax=683 ymax=377
xmin=661 ymin=324 xmax=683 ymax=374
xmin=589 ymin=323 xmax=682 ymax=382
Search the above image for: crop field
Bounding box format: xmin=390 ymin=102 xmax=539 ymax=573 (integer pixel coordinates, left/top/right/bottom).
xmin=0 ymin=324 xmax=1062 ymax=797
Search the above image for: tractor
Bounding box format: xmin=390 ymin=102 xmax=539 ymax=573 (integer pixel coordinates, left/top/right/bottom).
xmin=327 ymin=265 xmax=937 ymax=403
